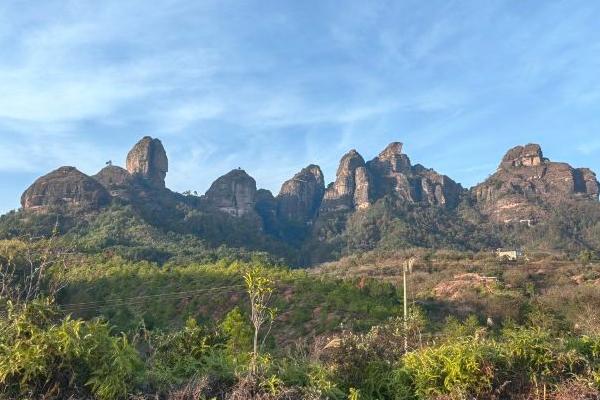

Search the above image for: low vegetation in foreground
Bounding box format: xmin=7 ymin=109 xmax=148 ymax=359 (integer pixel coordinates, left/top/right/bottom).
xmin=2 ymin=238 xmax=600 ymax=399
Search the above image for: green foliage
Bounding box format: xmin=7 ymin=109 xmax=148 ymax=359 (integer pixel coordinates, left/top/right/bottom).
xmin=219 ymin=307 xmax=253 ymax=362
xmin=0 ymin=299 xmax=141 ymax=400
xmin=403 ymin=339 xmax=497 ymax=399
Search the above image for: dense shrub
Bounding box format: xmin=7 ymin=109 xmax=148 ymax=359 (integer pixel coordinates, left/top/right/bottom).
xmin=0 ymin=299 xmax=141 ymax=400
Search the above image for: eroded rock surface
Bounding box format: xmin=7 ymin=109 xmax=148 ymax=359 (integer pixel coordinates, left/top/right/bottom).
xmin=367 ymin=142 xmax=462 ymax=208
xmin=93 ymin=166 xmax=133 ymax=200
xmin=277 ymin=165 xmax=325 ymax=223
xmin=21 ymin=166 xmax=110 ymax=211
xmin=126 ymin=136 xmax=168 ymax=188
xmin=205 ymin=169 xmax=257 ymax=217
xmin=473 ymin=144 xmax=600 ymax=223
xmin=321 ymin=150 xmax=373 ymax=212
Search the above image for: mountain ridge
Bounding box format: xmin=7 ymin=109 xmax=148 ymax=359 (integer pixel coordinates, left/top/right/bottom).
xmin=8 ymin=136 xmax=600 ymax=265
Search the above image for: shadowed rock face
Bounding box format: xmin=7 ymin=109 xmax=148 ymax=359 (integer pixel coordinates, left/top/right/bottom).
xmin=205 ymin=169 xmax=257 ymax=217
xmin=126 ymin=136 xmax=168 ymax=188
xmin=319 ymin=142 xmax=463 ymax=213
xmin=473 ymin=144 xmax=600 ymax=223
xmin=21 ymin=166 xmax=111 ymax=211
xmin=321 ymin=150 xmax=373 ymax=212
xmin=93 ymin=166 xmax=133 ymax=200
xmin=367 ymin=142 xmax=462 ymax=208
xmin=277 ymin=165 xmax=325 ymax=223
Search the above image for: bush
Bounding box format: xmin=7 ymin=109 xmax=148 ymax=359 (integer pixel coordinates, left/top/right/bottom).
xmin=0 ymin=299 xmax=142 ymax=400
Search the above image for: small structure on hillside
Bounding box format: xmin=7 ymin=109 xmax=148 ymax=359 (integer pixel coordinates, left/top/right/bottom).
xmin=495 ymin=248 xmax=524 ymax=261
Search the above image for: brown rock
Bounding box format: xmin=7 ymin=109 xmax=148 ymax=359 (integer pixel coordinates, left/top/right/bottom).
xmin=93 ymin=165 xmax=133 ymax=200
xmin=205 ymin=169 xmax=257 ymax=217
xmin=500 ymin=144 xmax=544 ymax=168
xmin=321 ymin=150 xmax=373 ymax=212
xmin=277 ymin=165 xmax=325 ymax=223
xmin=367 ymin=142 xmax=462 ymax=208
xmin=473 ymin=144 xmax=600 ymax=223
xmin=21 ymin=166 xmax=110 ymax=211
xmin=126 ymin=136 xmax=168 ymax=188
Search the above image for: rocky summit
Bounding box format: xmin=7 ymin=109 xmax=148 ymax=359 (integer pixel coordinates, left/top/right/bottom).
xmin=277 ymin=165 xmax=325 ymax=223
xmin=321 ymin=150 xmax=372 ymax=212
xmin=473 ymin=144 xmax=600 ymax=223
xmin=204 ymin=169 xmax=258 ymax=217
xmin=21 ymin=166 xmax=111 ymax=212
xmin=126 ymin=136 xmax=169 ymax=189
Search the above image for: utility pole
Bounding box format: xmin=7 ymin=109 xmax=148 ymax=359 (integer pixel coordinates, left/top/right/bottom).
xmin=403 ymin=256 xmax=416 ymax=354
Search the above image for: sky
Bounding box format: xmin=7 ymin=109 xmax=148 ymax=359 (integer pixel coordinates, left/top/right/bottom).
xmin=1 ymin=0 xmax=600 ymax=213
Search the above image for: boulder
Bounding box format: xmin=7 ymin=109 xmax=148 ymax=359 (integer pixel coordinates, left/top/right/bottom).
xmin=277 ymin=165 xmax=325 ymax=223
xmin=21 ymin=166 xmax=110 ymax=211
xmin=126 ymin=136 xmax=168 ymax=188
xmin=205 ymin=169 xmax=257 ymax=217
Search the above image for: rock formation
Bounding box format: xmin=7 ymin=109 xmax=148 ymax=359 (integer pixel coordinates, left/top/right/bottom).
xmin=93 ymin=165 xmax=133 ymax=200
xmin=205 ymin=169 xmax=257 ymax=217
xmin=320 ymin=150 xmax=373 ymax=212
xmin=277 ymin=165 xmax=325 ymax=223
xmin=21 ymin=166 xmax=110 ymax=211
xmin=126 ymin=136 xmax=168 ymax=188
xmin=473 ymin=144 xmax=600 ymax=223
xmin=367 ymin=142 xmax=462 ymax=208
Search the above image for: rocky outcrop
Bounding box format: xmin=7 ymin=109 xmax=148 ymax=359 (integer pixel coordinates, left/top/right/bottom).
xmin=93 ymin=165 xmax=134 ymax=200
xmin=366 ymin=142 xmax=462 ymax=208
xmin=500 ymin=144 xmax=545 ymax=168
xmin=21 ymin=166 xmax=111 ymax=211
xmin=473 ymin=144 xmax=600 ymax=223
xmin=205 ymin=169 xmax=257 ymax=217
xmin=126 ymin=136 xmax=168 ymax=188
xmin=321 ymin=150 xmax=373 ymax=212
xmin=277 ymin=165 xmax=325 ymax=223
xmin=319 ymin=143 xmax=463 ymax=213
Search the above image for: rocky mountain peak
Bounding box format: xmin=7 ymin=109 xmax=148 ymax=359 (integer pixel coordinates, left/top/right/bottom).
xmin=366 ymin=142 xmax=462 ymax=207
xmin=21 ymin=166 xmax=111 ymax=211
xmin=126 ymin=136 xmax=168 ymax=188
xmin=277 ymin=164 xmax=325 ymax=223
xmin=321 ymin=150 xmax=372 ymax=212
xmin=500 ymin=144 xmax=545 ymax=169
xmin=205 ymin=169 xmax=257 ymax=217
xmin=474 ymin=143 xmax=600 ymax=223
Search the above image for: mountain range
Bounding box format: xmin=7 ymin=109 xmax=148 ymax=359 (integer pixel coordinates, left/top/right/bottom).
xmin=4 ymin=136 xmax=600 ymax=265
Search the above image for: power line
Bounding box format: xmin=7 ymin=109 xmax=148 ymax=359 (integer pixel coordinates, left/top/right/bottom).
xmin=0 ymin=284 xmax=247 ymax=314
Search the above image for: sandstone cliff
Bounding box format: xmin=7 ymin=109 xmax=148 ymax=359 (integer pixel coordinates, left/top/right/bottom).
xmin=21 ymin=166 xmax=111 ymax=211
xmin=126 ymin=136 xmax=168 ymax=188
xmin=473 ymin=144 xmax=600 ymax=223
xmin=320 ymin=150 xmax=373 ymax=212
xmin=277 ymin=165 xmax=325 ymax=223
xmin=204 ymin=169 xmax=257 ymax=217
xmin=367 ymin=142 xmax=462 ymax=208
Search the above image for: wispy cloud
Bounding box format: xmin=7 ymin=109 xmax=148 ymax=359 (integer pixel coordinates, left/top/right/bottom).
xmin=0 ymin=0 xmax=599 ymax=213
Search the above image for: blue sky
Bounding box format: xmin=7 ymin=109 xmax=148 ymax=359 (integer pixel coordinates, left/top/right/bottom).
xmin=1 ymin=0 xmax=600 ymax=213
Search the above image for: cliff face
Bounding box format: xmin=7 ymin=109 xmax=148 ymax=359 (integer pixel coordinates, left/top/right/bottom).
xmin=21 ymin=166 xmax=111 ymax=211
xmin=276 ymin=165 xmax=325 ymax=223
xmin=126 ymin=136 xmax=169 ymax=189
xmin=320 ymin=150 xmax=373 ymax=212
xmin=204 ymin=169 xmax=258 ymax=217
xmin=473 ymin=144 xmax=600 ymax=223
xmin=319 ymin=142 xmax=462 ymax=214
xmin=367 ymin=142 xmax=462 ymax=208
